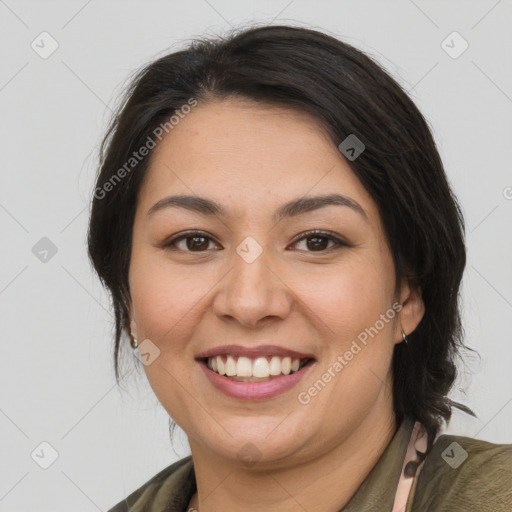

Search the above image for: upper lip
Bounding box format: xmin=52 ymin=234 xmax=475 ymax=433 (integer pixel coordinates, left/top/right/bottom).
xmin=195 ymin=344 xmax=316 ymax=360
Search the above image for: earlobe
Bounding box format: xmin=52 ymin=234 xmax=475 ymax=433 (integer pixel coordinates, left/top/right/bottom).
xmin=397 ymin=278 xmax=425 ymax=342
xmin=129 ymin=318 xmax=138 ymax=349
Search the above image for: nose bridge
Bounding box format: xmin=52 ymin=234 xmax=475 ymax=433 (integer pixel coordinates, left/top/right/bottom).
xmin=213 ymin=239 xmax=291 ymax=327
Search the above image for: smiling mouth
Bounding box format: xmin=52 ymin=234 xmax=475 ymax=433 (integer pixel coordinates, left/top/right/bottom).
xmin=201 ymin=355 xmax=314 ymax=382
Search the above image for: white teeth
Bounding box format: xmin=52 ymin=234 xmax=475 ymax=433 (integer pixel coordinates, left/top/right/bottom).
xmin=236 ymin=356 xmax=252 ymax=377
xmin=225 ymin=355 xmax=236 ymax=376
xmin=253 ymin=357 xmax=270 ymax=378
xmin=281 ymin=356 xmax=291 ymax=375
xmin=206 ymin=355 xmax=307 ymax=378
xmin=269 ymin=356 xmax=281 ymax=376
xmin=216 ymin=356 xmax=225 ymax=375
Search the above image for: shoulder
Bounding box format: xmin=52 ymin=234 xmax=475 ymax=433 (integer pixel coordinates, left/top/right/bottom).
xmin=412 ymin=433 xmax=512 ymax=511
xmin=106 ymin=456 xmax=195 ymax=512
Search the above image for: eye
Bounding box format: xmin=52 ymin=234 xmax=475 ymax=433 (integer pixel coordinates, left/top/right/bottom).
xmin=162 ymin=231 xmax=221 ymax=252
xmin=162 ymin=229 xmax=348 ymax=253
xmin=289 ymin=230 xmax=348 ymax=252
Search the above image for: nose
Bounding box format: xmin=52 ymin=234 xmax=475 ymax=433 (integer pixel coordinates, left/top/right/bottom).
xmin=212 ymin=248 xmax=293 ymax=329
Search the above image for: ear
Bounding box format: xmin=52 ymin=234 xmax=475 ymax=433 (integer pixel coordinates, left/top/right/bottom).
xmin=129 ymin=317 xmax=138 ymax=339
xmin=394 ymin=276 xmax=425 ymax=344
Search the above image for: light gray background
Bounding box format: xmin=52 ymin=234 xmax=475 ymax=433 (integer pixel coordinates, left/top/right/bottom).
xmin=1 ymin=0 xmax=511 ymax=510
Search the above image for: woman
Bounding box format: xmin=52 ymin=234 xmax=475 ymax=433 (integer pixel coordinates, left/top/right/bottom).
xmin=88 ymin=25 xmax=511 ymax=511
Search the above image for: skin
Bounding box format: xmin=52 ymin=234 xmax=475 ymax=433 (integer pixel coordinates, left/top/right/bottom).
xmin=128 ymin=98 xmax=425 ymax=512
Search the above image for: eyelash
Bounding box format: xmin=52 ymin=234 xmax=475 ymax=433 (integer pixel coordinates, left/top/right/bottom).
xmin=162 ymin=229 xmax=349 ymax=253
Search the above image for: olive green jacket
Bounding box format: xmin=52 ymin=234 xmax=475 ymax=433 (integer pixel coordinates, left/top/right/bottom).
xmin=108 ymin=417 xmax=512 ymax=511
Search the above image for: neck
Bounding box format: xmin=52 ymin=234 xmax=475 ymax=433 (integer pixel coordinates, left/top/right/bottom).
xmin=188 ymin=402 xmax=398 ymax=512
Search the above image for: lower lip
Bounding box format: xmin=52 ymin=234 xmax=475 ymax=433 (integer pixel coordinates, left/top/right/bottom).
xmin=198 ymin=360 xmax=315 ymax=400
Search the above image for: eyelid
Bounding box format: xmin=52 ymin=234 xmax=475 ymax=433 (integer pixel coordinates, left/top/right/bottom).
xmin=162 ymin=229 xmax=349 ymax=253
xmin=162 ymin=230 xmax=221 ymax=250
xmin=288 ymin=229 xmax=349 ymax=251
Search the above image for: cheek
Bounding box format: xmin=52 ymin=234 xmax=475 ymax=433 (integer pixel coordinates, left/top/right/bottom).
xmin=128 ymin=255 xmax=210 ymax=426
xmin=292 ymin=256 xmax=394 ymax=339
xmin=128 ymin=252 xmax=211 ymax=350
xmin=299 ymin=263 xmax=396 ymax=424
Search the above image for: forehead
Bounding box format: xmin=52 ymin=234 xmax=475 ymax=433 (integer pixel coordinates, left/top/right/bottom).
xmin=139 ymin=99 xmax=375 ymax=219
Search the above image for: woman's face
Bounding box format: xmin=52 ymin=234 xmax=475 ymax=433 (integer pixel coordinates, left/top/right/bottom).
xmin=128 ymin=99 xmax=424 ymax=468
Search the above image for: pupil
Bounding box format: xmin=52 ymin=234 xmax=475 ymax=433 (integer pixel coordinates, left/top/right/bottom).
xmin=188 ymin=236 xmax=208 ymax=251
xmin=307 ymin=236 xmax=328 ymax=251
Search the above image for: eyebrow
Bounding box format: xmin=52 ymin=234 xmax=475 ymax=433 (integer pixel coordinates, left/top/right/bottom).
xmin=147 ymin=193 xmax=368 ymax=223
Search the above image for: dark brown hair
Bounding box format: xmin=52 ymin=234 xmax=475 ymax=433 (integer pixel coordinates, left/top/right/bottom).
xmin=88 ymin=24 xmax=476 ymax=448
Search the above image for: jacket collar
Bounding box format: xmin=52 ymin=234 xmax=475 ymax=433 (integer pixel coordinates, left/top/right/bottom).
xmin=149 ymin=416 xmax=415 ymax=512
xmin=342 ymin=416 xmax=415 ymax=511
